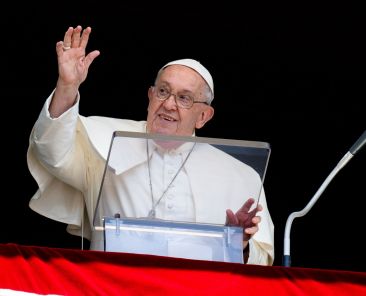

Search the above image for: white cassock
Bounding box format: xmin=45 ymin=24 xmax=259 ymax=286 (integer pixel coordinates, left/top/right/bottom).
xmin=27 ymin=92 xmax=274 ymax=265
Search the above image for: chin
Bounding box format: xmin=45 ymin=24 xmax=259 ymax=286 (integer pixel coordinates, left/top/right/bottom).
xmin=154 ymin=129 xmax=177 ymax=136
xmin=150 ymin=124 xmax=178 ymax=136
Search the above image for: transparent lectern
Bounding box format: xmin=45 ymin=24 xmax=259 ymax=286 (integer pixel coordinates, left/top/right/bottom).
xmin=93 ymin=131 xmax=270 ymax=263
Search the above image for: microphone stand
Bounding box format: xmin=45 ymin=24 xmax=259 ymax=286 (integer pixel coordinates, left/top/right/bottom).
xmin=283 ymin=130 xmax=366 ymax=267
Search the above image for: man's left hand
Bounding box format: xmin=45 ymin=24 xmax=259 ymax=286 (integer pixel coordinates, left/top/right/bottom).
xmin=226 ymin=198 xmax=262 ymax=249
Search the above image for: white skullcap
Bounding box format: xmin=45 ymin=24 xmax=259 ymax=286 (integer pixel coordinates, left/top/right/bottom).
xmin=162 ymin=58 xmax=214 ymax=98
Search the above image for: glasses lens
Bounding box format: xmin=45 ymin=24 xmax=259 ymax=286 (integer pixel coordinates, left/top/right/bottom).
xmin=154 ymin=86 xmax=194 ymax=109
xmin=176 ymin=95 xmax=193 ymax=108
xmin=156 ymin=86 xmax=169 ymax=100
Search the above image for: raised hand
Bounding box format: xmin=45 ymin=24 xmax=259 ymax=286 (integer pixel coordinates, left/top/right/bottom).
xmin=50 ymin=26 xmax=100 ymax=117
xmin=55 ymin=26 xmax=100 ymax=89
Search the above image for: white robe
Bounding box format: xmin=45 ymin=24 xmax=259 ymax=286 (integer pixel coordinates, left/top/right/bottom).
xmin=27 ymin=93 xmax=274 ymax=265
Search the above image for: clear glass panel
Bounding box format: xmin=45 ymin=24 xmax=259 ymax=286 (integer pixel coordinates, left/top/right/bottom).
xmin=103 ymin=217 xmax=245 ymax=263
xmin=92 ymin=131 xmax=270 ymax=262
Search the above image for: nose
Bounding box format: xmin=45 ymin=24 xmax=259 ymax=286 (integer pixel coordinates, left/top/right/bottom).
xmin=162 ymin=94 xmax=178 ymax=110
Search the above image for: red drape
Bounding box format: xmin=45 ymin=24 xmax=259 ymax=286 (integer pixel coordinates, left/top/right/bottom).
xmin=0 ymin=243 xmax=365 ymax=295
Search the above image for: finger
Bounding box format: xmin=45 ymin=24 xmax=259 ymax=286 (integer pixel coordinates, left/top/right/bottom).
xmin=225 ymin=209 xmax=239 ymax=226
xmin=252 ymin=215 xmax=261 ymax=225
xmin=236 ymin=198 xmax=255 ymax=214
xmin=245 ymin=202 xmax=262 ymax=218
xmin=245 ymin=225 xmax=259 ymax=235
xmin=56 ymin=41 xmax=65 ymax=56
xmin=84 ymin=50 xmax=101 ymax=68
xmin=80 ymin=27 xmax=92 ymax=50
xmin=63 ymin=27 xmax=73 ymax=48
xmin=243 ymin=225 xmax=258 ymax=242
xmin=71 ymin=25 xmax=82 ymax=48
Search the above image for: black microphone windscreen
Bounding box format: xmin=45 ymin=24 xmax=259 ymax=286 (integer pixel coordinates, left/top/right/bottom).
xmin=349 ymin=130 xmax=366 ymax=155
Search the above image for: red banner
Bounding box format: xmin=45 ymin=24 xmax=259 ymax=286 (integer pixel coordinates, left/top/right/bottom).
xmin=0 ymin=243 xmax=365 ymax=295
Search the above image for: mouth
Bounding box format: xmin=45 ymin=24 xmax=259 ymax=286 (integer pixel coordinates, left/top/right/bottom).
xmin=149 ymin=112 xmax=179 ymax=134
xmin=159 ymin=113 xmax=177 ymax=122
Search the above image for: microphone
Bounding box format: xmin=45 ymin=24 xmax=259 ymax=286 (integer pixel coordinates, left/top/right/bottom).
xmin=350 ymin=130 xmax=366 ymax=155
xmin=283 ymin=130 xmax=366 ymax=267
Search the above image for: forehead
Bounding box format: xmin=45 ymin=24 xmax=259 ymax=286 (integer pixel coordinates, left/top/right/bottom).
xmin=157 ymin=65 xmax=206 ymax=92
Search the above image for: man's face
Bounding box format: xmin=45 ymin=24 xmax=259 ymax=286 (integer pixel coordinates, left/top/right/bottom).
xmin=146 ymin=65 xmax=214 ymax=136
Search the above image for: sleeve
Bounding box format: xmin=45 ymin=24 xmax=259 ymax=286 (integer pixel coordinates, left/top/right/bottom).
xmin=247 ymin=239 xmax=274 ymax=265
xmin=27 ymin=91 xmax=92 ymax=239
xmin=31 ymin=91 xmax=79 ymax=169
xmin=247 ymin=190 xmax=275 ymax=265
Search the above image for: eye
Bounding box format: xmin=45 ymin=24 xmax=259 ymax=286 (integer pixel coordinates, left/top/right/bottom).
xmin=177 ymin=95 xmax=193 ymax=106
xmin=158 ymin=87 xmax=170 ymax=98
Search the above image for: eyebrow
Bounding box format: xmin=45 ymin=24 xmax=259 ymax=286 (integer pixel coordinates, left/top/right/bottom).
xmin=157 ymin=82 xmax=195 ymax=95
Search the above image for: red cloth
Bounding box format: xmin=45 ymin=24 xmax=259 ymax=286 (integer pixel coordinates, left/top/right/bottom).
xmin=0 ymin=243 xmax=365 ymax=295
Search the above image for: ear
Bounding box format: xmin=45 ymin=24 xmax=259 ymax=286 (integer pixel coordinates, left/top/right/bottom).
xmin=195 ymin=106 xmax=215 ymax=129
xmin=148 ymin=86 xmax=154 ymax=102
xmin=147 ymin=86 xmax=154 ymax=111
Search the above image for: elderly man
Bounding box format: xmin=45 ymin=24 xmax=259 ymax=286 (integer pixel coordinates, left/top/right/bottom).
xmin=27 ymin=26 xmax=274 ymax=265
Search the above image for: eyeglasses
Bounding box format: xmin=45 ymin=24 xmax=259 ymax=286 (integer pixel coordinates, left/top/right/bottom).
xmin=152 ymin=85 xmax=209 ymax=109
